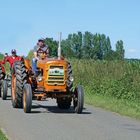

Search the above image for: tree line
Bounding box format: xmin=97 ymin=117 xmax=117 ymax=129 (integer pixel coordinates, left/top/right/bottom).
xmin=43 ymin=31 xmax=125 ymax=60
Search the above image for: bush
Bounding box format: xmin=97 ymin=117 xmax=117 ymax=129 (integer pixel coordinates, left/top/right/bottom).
xmin=71 ymin=59 xmax=140 ymax=102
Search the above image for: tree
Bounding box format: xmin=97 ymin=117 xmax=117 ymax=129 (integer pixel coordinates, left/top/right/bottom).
xmin=0 ymin=53 xmax=4 ymax=60
xmin=83 ymin=31 xmax=94 ymax=59
xmin=27 ymin=32 xmax=125 ymax=61
xmin=115 ymin=40 xmax=125 ymax=60
xmin=27 ymin=50 xmax=33 ymax=60
xmin=44 ymin=38 xmax=58 ymax=57
xmin=61 ymin=39 xmax=75 ymax=58
xmin=92 ymin=34 xmax=103 ymax=59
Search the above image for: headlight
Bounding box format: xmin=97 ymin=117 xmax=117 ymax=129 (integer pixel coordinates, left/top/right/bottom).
xmin=69 ymin=76 xmax=74 ymax=82
xmin=37 ymin=76 xmax=43 ymax=82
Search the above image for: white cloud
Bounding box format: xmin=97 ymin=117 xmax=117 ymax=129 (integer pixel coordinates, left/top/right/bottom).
xmin=127 ymin=48 xmax=139 ymax=53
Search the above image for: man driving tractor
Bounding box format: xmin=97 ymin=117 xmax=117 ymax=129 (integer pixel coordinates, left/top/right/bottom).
xmin=32 ymin=38 xmax=49 ymax=76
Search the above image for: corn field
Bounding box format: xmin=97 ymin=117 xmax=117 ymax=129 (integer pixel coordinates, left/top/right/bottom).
xmin=71 ymin=59 xmax=140 ymax=102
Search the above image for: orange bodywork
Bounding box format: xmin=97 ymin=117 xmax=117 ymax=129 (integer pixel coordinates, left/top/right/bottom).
xmin=37 ymin=58 xmax=68 ymax=92
xmin=24 ymin=58 xmax=68 ymax=95
xmin=24 ymin=59 xmax=31 ymax=70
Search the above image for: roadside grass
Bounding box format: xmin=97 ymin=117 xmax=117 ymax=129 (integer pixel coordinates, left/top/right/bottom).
xmin=0 ymin=130 xmax=8 ymax=140
xmin=71 ymin=59 xmax=140 ymax=120
xmin=85 ymin=94 xmax=140 ymax=120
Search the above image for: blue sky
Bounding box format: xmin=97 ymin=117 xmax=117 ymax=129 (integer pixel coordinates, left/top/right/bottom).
xmin=0 ymin=0 xmax=140 ymax=58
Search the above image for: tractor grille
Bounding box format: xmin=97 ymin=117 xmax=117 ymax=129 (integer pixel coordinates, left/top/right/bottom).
xmin=47 ymin=66 xmax=65 ymax=85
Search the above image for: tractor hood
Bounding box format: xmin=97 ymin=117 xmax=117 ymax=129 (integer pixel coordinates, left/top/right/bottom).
xmin=37 ymin=58 xmax=68 ymax=70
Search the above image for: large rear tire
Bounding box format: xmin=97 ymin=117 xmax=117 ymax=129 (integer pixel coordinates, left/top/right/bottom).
xmin=11 ymin=61 xmax=27 ymax=108
xmin=74 ymin=85 xmax=84 ymax=114
xmin=23 ymin=84 xmax=32 ymax=113
xmin=1 ymin=80 xmax=8 ymax=100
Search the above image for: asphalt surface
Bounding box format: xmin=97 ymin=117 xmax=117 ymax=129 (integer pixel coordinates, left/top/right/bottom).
xmin=0 ymin=91 xmax=140 ymax=140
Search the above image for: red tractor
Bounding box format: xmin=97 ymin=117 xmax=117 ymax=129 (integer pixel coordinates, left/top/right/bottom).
xmin=0 ymin=52 xmax=21 ymax=100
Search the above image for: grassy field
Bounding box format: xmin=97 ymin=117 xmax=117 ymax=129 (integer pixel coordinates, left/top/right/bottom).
xmin=85 ymin=94 xmax=140 ymax=119
xmin=0 ymin=130 xmax=8 ymax=140
xmin=71 ymin=59 xmax=140 ymax=119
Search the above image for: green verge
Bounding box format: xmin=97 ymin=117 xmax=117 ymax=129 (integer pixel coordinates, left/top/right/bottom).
xmin=85 ymin=94 xmax=140 ymax=120
xmin=71 ymin=59 xmax=140 ymax=120
xmin=0 ymin=130 xmax=8 ymax=140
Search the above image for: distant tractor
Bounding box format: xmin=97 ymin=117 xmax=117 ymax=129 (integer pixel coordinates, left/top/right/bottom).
xmin=0 ymin=63 xmax=11 ymax=100
xmin=1 ymin=74 xmax=11 ymax=100
xmin=0 ymin=58 xmax=16 ymax=100
xmin=11 ymin=34 xmax=84 ymax=113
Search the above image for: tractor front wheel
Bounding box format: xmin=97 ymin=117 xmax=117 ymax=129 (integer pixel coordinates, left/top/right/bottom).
xmin=23 ymin=84 xmax=32 ymax=113
xmin=73 ymin=85 xmax=84 ymax=114
xmin=1 ymin=80 xmax=8 ymax=100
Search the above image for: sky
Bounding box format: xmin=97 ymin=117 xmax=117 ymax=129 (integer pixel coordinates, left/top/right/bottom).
xmin=0 ymin=0 xmax=140 ymax=58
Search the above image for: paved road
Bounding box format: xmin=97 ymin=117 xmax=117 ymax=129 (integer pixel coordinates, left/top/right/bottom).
xmin=0 ymin=92 xmax=140 ymax=140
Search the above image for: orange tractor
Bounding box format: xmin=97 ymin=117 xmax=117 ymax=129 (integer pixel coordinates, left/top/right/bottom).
xmin=11 ymin=35 xmax=84 ymax=113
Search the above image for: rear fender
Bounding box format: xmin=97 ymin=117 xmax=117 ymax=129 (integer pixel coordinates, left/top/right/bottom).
xmin=24 ymin=59 xmax=31 ymax=70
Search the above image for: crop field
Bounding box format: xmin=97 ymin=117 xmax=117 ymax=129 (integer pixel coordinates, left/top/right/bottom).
xmin=71 ymin=59 xmax=140 ymax=119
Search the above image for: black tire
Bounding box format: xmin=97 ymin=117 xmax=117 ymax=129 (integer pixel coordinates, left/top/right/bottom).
xmin=1 ymin=80 xmax=8 ymax=100
xmin=0 ymin=65 xmax=5 ymax=81
xmin=74 ymin=85 xmax=84 ymax=114
xmin=0 ymin=65 xmax=5 ymax=97
xmin=0 ymin=86 xmax=1 ymax=97
xmin=37 ymin=96 xmax=42 ymax=101
xmin=6 ymin=74 xmax=11 ymax=88
xmin=23 ymin=84 xmax=32 ymax=113
xmin=57 ymin=98 xmax=71 ymax=109
xmin=67 ymin=63 xmax=73 ymax=92
xmin=11 ymin=61 xmax=27 ymax=108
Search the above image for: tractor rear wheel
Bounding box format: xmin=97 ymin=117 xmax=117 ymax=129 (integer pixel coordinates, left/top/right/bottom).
xmin=1 ymin=80 xmax=8 ymax=100
xmin=0 ymin=84 xmax=1 ymax=97
xmin=23 ymin=84 xmax=32 ymax=113
xmin=57 ymin=98 xmax=71 ymax=109
xmin=0 ymin=65 xmax=5 ymax=97
xmin=11 ymin=61 xmax=27 ymax=108
xmin=74 ymin=85 xmax=84 ymax=114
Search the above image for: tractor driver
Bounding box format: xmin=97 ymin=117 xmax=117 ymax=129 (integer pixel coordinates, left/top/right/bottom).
xmin=32 ymin=38 xmax=49 ymax=75
xmin=2 ymin=49 xmax=21 ymax=69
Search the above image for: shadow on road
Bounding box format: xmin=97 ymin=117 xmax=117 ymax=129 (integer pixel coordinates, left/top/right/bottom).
xmin=31 ymin=103 xmax=92 ymax=115
xmin=123 ymin=124 xmax=140 ymax=132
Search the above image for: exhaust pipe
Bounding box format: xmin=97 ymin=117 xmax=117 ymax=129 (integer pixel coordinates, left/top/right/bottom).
xmin=58 ymin=32 xmax=62 ymax=60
